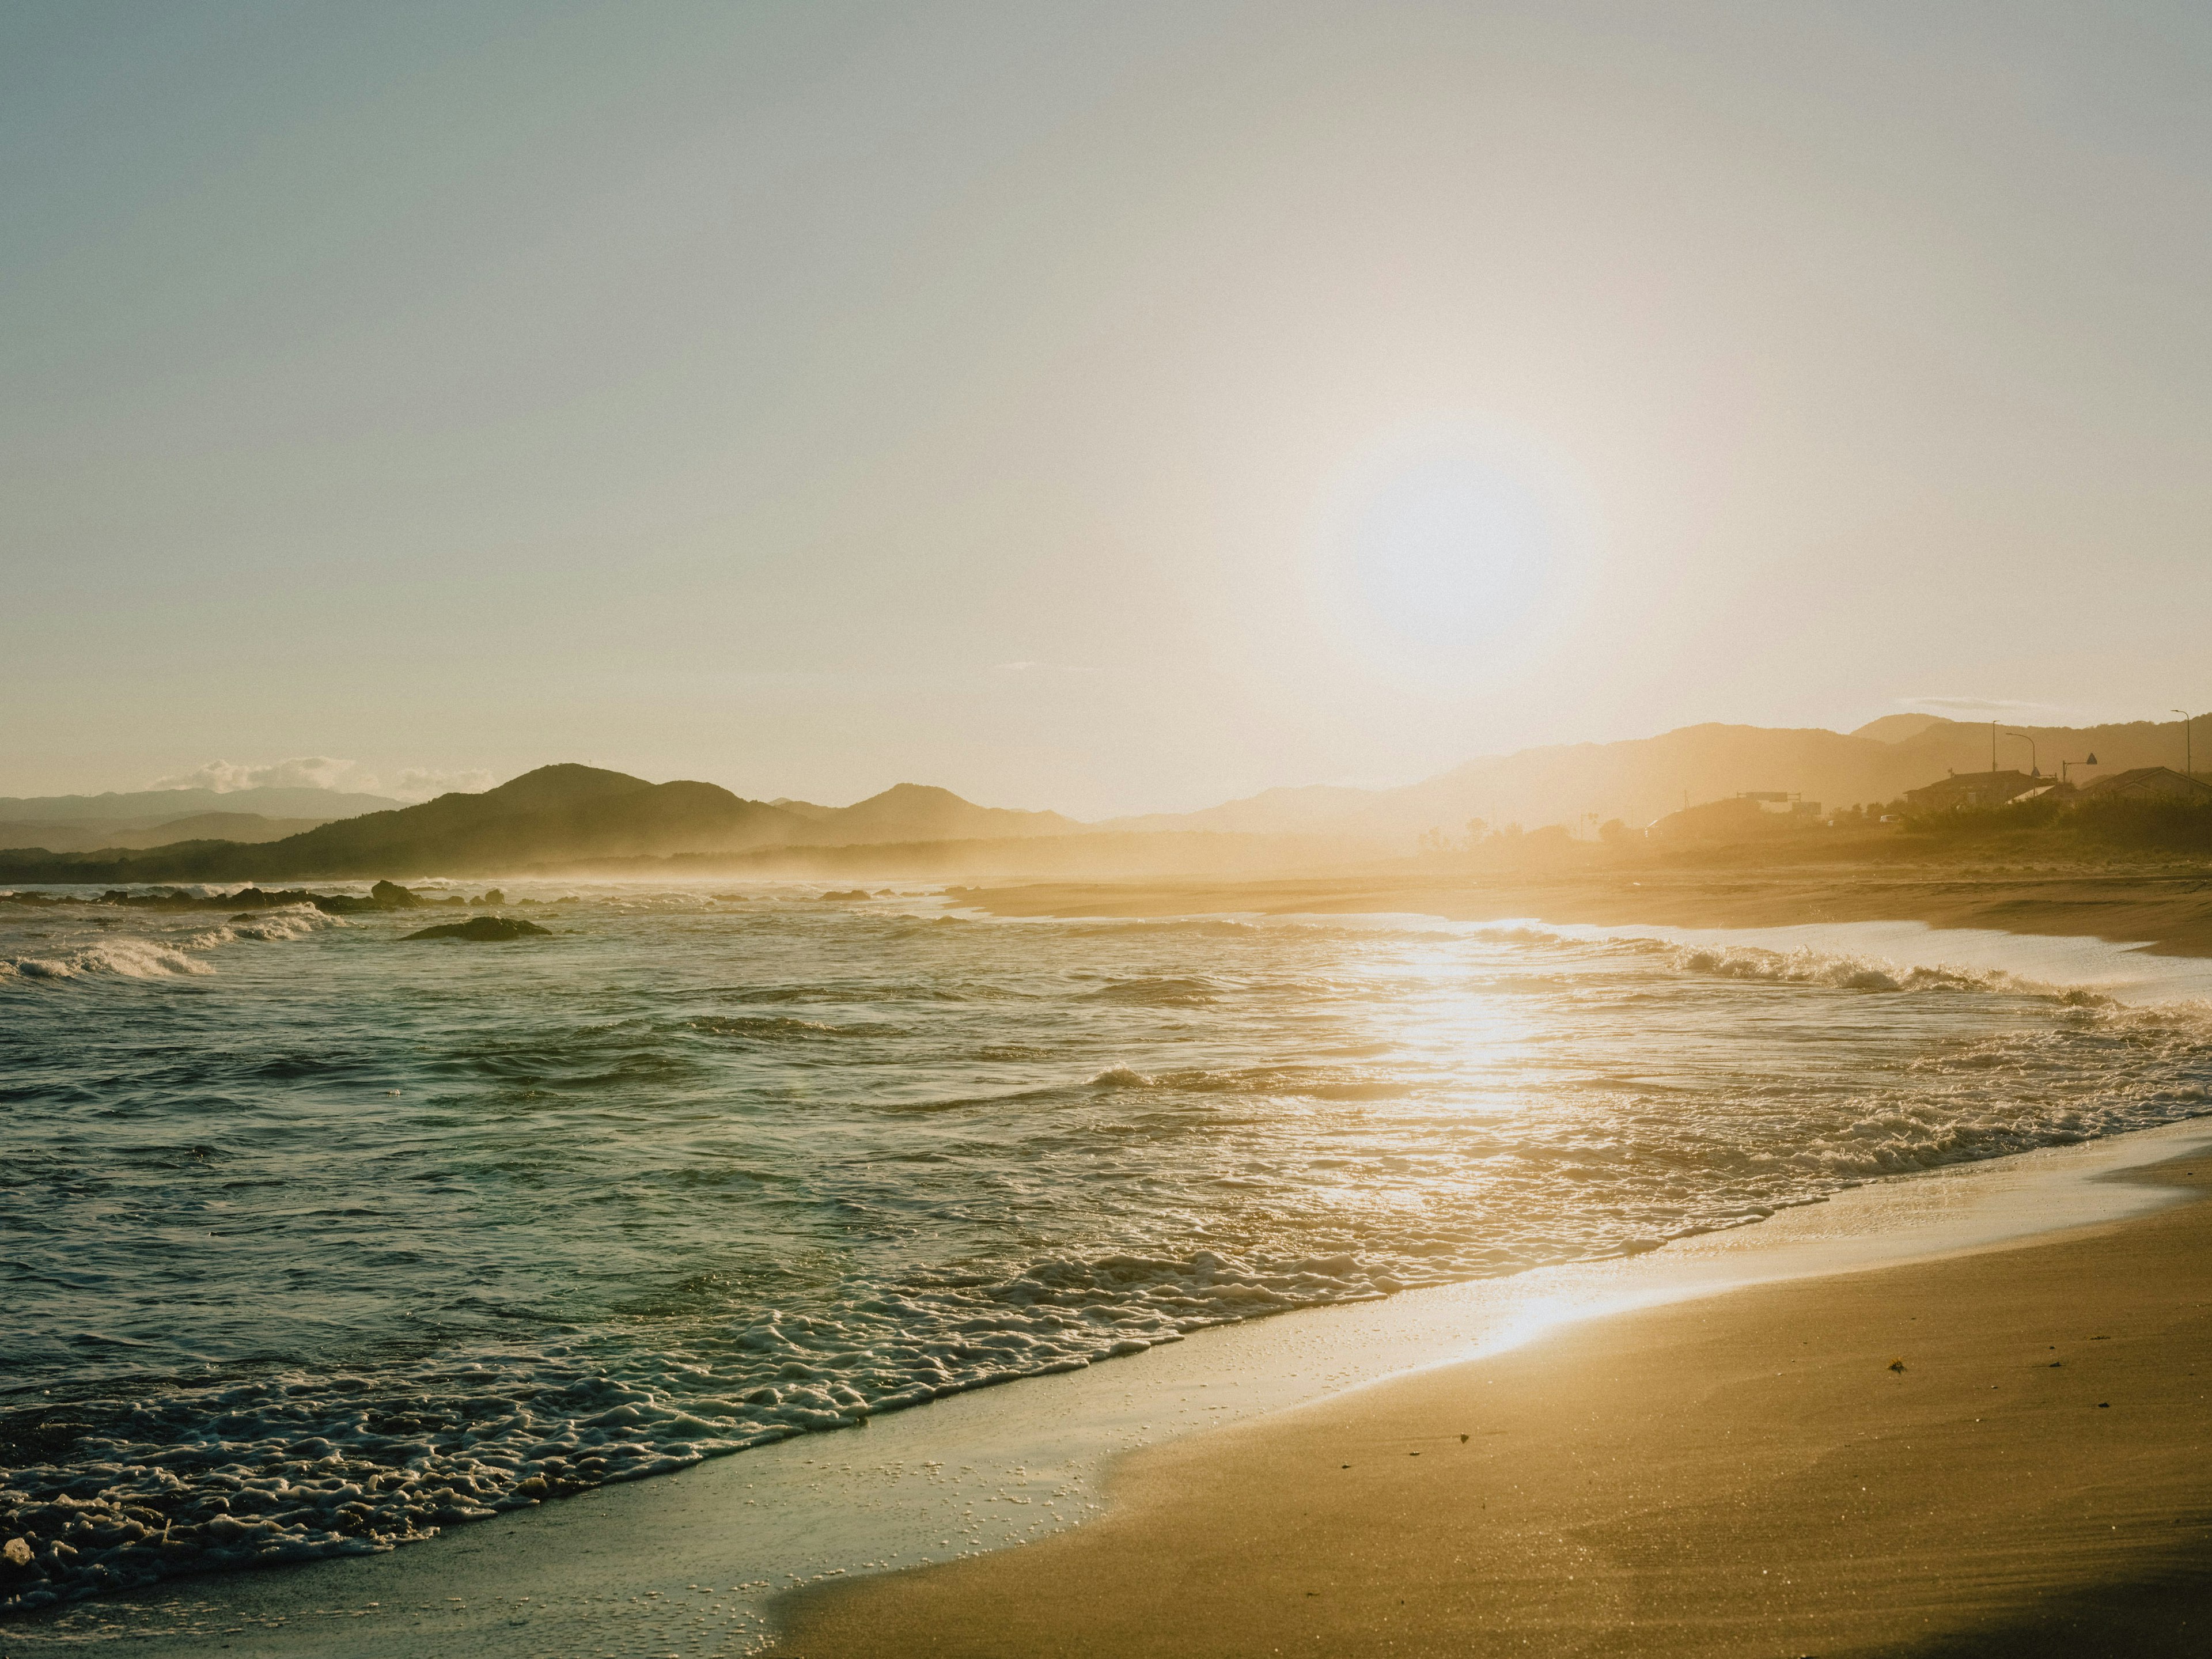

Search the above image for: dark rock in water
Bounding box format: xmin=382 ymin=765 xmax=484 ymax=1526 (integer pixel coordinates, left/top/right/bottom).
xmin=370 ymin=880 xmax=427 ymax=908
xmin=819 ymin=888 xmax=872 ymax=901
xmin=403 ymin=915 xmax=550 ymax=942
xmin=476 ymin=889 xmax=506 ymax=905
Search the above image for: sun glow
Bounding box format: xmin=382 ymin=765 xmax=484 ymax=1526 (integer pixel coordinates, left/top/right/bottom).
xmin=1310 ymin=425 xmax=1590 ymax=695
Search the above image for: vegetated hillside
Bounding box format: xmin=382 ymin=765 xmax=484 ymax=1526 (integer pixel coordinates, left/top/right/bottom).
xmin=790 ymin=783 xmax=1081 ymax=845
xmin=260 ymin=765 xmax=819 ymax=874
xmin=0 ymin=768 xmax=1093 ymax=881
xmin=107 ymin=813 xmax=340 ymax=850
xmin=0 ymin=766 xmax=814 ymax=881
xmin=0 ymin=812 xmax=347 ymax=855
xmin=1904 ymin=791 xmax=2212 ymax=854
xmin=1107 ymin=717 xmax=2205 ymax=846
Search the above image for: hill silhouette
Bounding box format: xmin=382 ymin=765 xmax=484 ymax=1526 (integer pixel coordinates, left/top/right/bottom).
xmin=0 ymin=784 xmax=400 ymax=823
xmin=1104 ymin=716 xmax=2204 ymax=843
xmin=0 ymin=767 xmax=1084 ymax=880
xmin=0 ymin=766 xmax=805 ymax=880
xmin=7 ymin=715 xmax=2202 ymax=880
xmin=783 ymin=783 xmax=1081 ymax=844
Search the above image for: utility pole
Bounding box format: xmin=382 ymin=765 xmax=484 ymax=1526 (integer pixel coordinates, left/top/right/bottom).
xmin=1990 ymin=719 xmax=1998 ymax=774
xmin=2176 ymin=710 xmax=2197 ymax=780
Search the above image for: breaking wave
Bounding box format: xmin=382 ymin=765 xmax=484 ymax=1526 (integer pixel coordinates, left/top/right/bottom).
xmin=0 ymin=903 xmax=344 ymax=986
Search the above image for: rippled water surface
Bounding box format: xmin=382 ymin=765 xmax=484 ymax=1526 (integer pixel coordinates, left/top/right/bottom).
xmin=7 ymin=882 xmax=2211 ymax=1611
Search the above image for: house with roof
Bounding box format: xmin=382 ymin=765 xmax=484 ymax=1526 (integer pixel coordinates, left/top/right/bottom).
xmin=2074 ymin=767 xmax=2212 ymax=804
xmin=1901 ymin=770 xmax=2046 ymax=811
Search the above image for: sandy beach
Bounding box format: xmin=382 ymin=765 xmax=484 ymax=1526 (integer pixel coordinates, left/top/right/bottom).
xmin=954 ymin=857 xmax=2212 ymax=957
xmin=782 ymin=1152 xmax=2212 ymax=1657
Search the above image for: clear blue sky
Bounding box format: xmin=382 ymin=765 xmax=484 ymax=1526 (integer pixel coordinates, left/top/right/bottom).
xmin=6 ymin=1 xmax=2209 ymax=813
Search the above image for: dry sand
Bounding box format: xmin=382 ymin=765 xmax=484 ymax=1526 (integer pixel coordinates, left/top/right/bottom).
xmin=956 ymin=858 xmax=2212 ymax=957
xmin=780 ymin=1158 xmax=2212 ymax=1657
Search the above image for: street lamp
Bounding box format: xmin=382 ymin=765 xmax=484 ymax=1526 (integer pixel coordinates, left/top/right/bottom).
xmin=2176 ymin=711 xmax=2198 ymax=781
xmin=2004 ymin=731 xmax=2038 ymax=778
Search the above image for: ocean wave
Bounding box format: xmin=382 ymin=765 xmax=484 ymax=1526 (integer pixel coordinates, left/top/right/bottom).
xmin=1082 ymin=976 xmax=1221 ymax=1006
xmin=0 ymin=904 xmax=344 ymax=988
xmin=0 ymin=940 xmax=214 ymax=982
xmin=0 ymin=1235 xmax=1408 ymax=1613
xmin=690 ymin=1014 xmax=907 ymax=1042
xmin=1668 ymin=942 xmax=2115 ymax=1003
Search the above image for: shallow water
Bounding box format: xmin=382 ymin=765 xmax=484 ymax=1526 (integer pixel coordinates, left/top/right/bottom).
xmin=6 ymin=883 xmax=2211 ymax=1612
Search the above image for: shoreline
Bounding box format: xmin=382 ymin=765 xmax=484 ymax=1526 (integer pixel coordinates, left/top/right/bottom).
xmin=12 ymin=1114 xmax=2209 ymax=1656
xmin=951 ymin=859 xmax=2212 ymax=957
xmin=781 ymin=1142 xmax=2212 ymax=1657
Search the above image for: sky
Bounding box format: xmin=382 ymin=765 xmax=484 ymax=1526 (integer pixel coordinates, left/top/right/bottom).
xmin=6 ymin=1 xmax=2210 ymax=816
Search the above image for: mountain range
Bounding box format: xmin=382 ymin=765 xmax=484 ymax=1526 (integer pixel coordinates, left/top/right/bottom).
xmin=2 ymin=714 xmax=2199 ymax=880
xmin=0 ymin=784 xmax=402 ymax=857
xmin=1102 ymin=714 xmax=2199 ymax=842
xmin=0 ymin=768 xmax=1089 ymax=880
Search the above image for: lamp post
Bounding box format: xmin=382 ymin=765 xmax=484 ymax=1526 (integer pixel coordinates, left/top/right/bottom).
xmin=2004 ymin=731 xmax=2037 ymax=778
xmin=2176 ymin=711 xmax=2198 ymax=781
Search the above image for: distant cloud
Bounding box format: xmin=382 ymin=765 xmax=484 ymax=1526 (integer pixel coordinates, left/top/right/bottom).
xmin=1899 ymin=696 xmax=2066 ymax=717
xmin=148 ymin=757 xmax=492 ymax=801
xmin=993 ymin=660 xmax=1097 ymax=676
xmin=151 ymin=756 xmax=358 ymax=793
xmin=391 ymin=766 xmax=495 ymax=799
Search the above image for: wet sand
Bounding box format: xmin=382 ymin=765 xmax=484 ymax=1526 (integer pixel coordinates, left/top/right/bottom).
xmin=956 ymin=858 xmax=2212 ymax=957
xmin=780 ymin=1156 xmax=2212 ymax=1657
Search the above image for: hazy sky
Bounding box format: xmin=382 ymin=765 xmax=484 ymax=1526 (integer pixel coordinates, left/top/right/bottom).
xmin=7 ymin=1 xmax=2209 ymax=815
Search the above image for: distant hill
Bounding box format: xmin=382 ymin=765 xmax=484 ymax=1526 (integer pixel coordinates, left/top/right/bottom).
xmin=1104 ymin=717 xmax=2203 ymax=844
xmin=0 ymin=767 xmax=1085 ymax=880
xmin=7 ymin=716 xmax=2196 ymax=880
xmin=221 ymin=765 xmax=811 ymax=877
xmin=107 ymin=812 xmax=343 ymax=849
xmin=0 ymin=812 xmax=344 ymax=854
xmin=794 ymin=783 xmax=1081 ymax=845
xmin=0 ymin=785 xmax=400 ymax=823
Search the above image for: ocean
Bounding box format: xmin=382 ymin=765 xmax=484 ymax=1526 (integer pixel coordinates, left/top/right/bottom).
xmin=7 ymin=882 xmax=2212 ymax=1615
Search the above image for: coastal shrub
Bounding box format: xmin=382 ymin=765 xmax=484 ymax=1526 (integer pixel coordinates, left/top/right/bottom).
xmin=1903 ymin=794 xmax=2212 ymax=852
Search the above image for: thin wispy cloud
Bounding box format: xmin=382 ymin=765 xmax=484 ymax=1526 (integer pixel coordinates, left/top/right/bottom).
xmin=1899 ymin=696 xmax=2069 ymax=717
xmin=151 ymin=757 xmax=359 ymax=794
xmin=149 ymin=758 xmax=493 ymax=802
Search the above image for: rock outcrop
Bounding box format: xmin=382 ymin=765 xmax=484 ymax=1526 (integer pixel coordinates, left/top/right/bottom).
xmin=403 ymin=915 xmax=550 ymax=942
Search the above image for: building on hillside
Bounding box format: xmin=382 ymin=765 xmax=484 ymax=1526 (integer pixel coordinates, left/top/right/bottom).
xmin=1738 ymin=791 xmax=1823 ymax=816
xmin=1652 ymin=792 xmax=1823 ymax=839
xmin=1901 ymin=770 xmax=2045 ymax=811
xmin=2074 ymin=767 xmax=2212 ymax=804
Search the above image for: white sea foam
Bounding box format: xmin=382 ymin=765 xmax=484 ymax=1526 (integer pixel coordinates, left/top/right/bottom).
xmin=0 ymin=902 xmax=343 ymax=987
xmin=0 ymin=939 xmax=214 ymax=980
